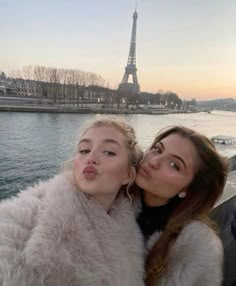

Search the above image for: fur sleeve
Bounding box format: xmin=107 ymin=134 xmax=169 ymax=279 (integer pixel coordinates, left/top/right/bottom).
xmin=156 ymin=221 xmax=223 ymax=286
xmin=0 ymin=178 xmax=48 ymax=285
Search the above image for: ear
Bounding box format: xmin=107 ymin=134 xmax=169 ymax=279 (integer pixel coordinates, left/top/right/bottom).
xmin=122 ymin=166 xmax=136 ymax=186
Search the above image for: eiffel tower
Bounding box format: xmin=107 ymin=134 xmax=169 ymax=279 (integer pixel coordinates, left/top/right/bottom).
xmin=118 ymin=7 xmax=140 ymax=94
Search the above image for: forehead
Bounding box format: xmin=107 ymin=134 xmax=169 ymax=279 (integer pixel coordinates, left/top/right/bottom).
xmin=81 ymin=126 xmax=126 ymax=143
xmin=160 ymin=133 xmax=198 ymax=171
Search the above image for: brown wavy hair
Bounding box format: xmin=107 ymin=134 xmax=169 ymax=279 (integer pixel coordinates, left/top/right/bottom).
xmin=145 ymin=126 xmax=229 ymax=286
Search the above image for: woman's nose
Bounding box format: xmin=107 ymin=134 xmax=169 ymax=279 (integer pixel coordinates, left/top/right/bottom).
xmin=148 ymin=155 xmax=161 ymax=169
xmin=87 ymin=152 xmax=99 ymax=165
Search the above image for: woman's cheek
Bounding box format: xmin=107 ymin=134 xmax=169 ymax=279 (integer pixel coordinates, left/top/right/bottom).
xmin=73 ymin=155 xmax=81 ymax=172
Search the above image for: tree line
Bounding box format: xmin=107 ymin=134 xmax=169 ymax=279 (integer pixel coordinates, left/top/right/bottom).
xmin=1 ymin=66 xmax=197 ymax=110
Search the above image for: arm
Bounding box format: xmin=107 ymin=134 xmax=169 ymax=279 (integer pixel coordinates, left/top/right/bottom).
xmin=0 ymin=180 xmax=47 ymax=284
xmin=0 ymin=180 xmax=47 ymax=234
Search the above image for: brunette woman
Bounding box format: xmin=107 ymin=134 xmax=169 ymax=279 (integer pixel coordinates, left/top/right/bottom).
xmin=136 ymin=126 xmax=228 ymax=286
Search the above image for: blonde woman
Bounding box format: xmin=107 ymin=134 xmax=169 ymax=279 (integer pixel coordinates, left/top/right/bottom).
xmin=0 ymin=118 xmax=144 ymax=286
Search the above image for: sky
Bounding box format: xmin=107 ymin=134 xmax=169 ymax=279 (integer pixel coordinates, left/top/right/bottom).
xmin=0 ymin=0 xmax=235 ymax=100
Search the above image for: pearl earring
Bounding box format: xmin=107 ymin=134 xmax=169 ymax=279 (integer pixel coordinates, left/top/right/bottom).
xmin=178 ymin=191 xmax=186 ymax=199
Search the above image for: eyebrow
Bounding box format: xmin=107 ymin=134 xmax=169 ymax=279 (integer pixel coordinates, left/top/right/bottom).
xmin=159 ymin=141 xmax=187 ymax=169
xmin=79 ymin=138 xmax=122 ymax=147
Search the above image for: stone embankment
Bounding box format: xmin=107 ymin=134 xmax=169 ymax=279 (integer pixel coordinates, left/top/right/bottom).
xmin=0 ymin=104 xmax=188 ymax=115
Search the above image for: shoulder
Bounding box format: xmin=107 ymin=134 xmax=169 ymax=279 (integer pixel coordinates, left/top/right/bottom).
xmin=19 ymin=172 xmax=74 ymax=200
xmin=149 ymin=220 xmax=223 ymax=286
xmin=179 ymin=220 xmax=220 ymax=241
xmin=171 ymin=220 xmax=223 ymax=263
xmin=164 ymin=220 xmax=223 ymax=286
xmin=176 ymin=220 xmax=222 ymax=253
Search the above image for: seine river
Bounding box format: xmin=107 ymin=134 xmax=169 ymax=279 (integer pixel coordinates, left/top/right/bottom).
xmin=0 ymin=110 xmax=235 ymax=199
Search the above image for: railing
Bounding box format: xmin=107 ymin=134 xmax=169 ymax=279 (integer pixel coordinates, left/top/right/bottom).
xmin=229 ymin=155 xmax=236 ymax=172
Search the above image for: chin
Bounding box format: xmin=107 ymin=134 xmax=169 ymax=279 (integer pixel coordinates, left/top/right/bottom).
xmin=77 ymin=185 xmax=93 ymax=195
xmin=135 ymin=177 xmax=145 ymax=189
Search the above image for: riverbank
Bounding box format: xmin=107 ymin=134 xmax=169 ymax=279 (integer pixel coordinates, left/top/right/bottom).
xmin=0 ymin=104 xmax=191 ymax=115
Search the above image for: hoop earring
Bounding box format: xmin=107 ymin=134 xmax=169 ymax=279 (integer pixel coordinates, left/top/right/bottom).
xmin=178 ymin=191 xmax=186 ymax=199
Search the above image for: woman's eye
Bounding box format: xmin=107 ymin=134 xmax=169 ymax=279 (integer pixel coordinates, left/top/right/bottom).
xmin=79 ymin=149 xmax=90 ymax=154
xmin=170 ymin=161 xmax=179 ymax=171
xmin=153 ymin=146 xmax=161 ymax=153
xmin=103 ymin=150 xmax=116 ymax=156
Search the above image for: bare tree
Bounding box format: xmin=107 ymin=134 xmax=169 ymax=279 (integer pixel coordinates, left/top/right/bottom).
xmin=8 ymin=65 xmax=106 ymax=105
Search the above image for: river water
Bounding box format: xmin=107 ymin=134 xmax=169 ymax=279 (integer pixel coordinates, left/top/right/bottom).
xmin=0 ymin=110 xmax=235 ymax=199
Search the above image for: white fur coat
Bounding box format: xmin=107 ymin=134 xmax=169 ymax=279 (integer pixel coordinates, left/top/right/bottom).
xmin=147 ymin=221 xmax=223 ymax=286
xmin=0 ymin=174 xmax=144 ymax=286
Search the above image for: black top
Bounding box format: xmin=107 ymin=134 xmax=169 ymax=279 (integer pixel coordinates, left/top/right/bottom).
xmin=137 ymin=193 xmax=179 ymax=240
xmin=231 ymin=208 xmax=236 ymax=240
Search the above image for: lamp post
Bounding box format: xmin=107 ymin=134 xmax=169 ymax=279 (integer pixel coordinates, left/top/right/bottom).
xmin=97 ymin=97 xmax=101 ymax=110
xmin=122 ymin=98 xmax=126 ymax=110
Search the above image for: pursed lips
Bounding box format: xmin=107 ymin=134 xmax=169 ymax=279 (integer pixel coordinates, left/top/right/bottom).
xmin=138 ymin=166 xmax=151 ymax=178
xmin=83 ymin=166 xmax=98 ymax=179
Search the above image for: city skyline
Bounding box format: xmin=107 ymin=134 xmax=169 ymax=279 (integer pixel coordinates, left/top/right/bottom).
xmin=0 ymin=0 xmax=235 ymax=100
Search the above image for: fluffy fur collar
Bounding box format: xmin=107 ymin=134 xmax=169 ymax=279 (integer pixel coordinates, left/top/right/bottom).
xmin=146 ymin=221 xmax=223 ymax=286
xmin=0 ymin=174 xmax=144 ymax=286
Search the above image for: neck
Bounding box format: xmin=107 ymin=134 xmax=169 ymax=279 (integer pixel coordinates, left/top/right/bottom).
xmin=71 ymin=173 xmax=119 ymax=212
xmin=143 ymin=192 xmax=168 ymax=207
xmin=93 ymin=192 xmax=119 ymax=212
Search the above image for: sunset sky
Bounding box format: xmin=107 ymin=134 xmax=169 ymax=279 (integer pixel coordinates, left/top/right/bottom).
xmin=0 ymin=0 xmax=235 ymax=100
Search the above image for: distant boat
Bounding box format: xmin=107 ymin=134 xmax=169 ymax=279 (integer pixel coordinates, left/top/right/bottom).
xmin=200 ymin=108 xmax=211 ymax=113
xmin=211 ymin=135 xmax=236 ymax=145
xmin=211 ymin=135 xmax=236 ymax=172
